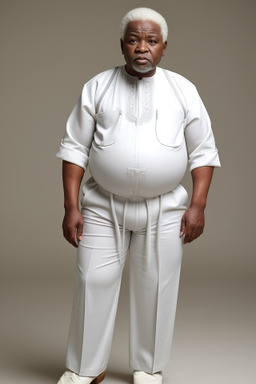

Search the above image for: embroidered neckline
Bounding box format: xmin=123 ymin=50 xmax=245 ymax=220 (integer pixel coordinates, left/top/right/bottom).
xmin=121 ymin=66 xmax=155 ymax=124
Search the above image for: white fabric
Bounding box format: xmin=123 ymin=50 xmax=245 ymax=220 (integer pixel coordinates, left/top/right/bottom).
xmin=56 ymin=66 xmax=220 ymax=200
xmin=56 ymin=66 xmax=220 ymax=376
xmin=65 ymin=185 xmax=187 ymax=376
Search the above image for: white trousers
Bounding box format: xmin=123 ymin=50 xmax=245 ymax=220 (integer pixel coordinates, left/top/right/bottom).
xmin=65 ymin=180 xmax=188 ymax=376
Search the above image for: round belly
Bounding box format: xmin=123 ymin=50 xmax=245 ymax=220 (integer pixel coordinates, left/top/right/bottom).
xmin=89 ymin=137 xmax=188 ymax=199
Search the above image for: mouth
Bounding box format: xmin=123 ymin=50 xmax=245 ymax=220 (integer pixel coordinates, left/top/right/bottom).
xmin=134 ymin=56 xmax=149 ymax=64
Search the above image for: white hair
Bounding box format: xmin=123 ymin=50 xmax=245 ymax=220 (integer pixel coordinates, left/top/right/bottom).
xmin=120 ymin=7 xmax=168 ymax=42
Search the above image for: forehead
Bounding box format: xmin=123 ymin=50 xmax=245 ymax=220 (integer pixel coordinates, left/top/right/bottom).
xmin=124 ymin=19 xmax=162 ymax=38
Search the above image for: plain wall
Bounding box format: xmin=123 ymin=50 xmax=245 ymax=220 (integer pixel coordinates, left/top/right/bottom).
xmin=0 ymin=0 xmax=255 ymax=281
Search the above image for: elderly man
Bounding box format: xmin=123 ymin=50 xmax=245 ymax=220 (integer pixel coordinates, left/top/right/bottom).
xmin=56 ymin=7 xmax=220 ymax=384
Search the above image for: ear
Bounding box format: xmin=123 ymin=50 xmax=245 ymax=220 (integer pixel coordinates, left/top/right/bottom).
xmin=120 ymin=39 xmax=124 ymax=55
xmin=162 ymin=41 xmax=167 ymax=56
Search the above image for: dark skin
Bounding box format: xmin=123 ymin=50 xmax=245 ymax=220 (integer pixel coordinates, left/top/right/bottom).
xmin=62 ymin=161 xmax=84 ymax=247
xmin=62 ymin=20 xmax=214 ymax=247
xmin=121 ymin=20 xmax=167 ymax=78
xmin=62 ymin=162 xmax=214 ymax=246
xmin=180 ymin=166 xmax=214 ymax=244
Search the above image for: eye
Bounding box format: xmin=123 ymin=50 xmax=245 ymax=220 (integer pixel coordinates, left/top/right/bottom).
xmin=149 ymin=40 xmax=157 ymax=44
xmin=129 ymin=39 xmax=137 ymax=45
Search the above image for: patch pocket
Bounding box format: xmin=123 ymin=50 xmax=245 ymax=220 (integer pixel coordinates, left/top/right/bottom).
xmin=94 ymin=110 xmax=122 ymax=147
xmin=155 ymin=108 xmax=184 ymax=148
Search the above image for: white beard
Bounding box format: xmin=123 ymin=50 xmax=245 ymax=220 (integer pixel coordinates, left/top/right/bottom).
xmin=131 ymin=62 xmax=154 ymax=74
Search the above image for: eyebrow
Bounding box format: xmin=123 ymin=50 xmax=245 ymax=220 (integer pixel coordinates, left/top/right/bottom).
xmin=128 ymin=31 xmax=159 ymax=37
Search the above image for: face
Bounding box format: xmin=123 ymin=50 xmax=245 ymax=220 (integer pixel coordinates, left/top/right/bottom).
xmin=121 ymin=19 xmax=167 ymax=78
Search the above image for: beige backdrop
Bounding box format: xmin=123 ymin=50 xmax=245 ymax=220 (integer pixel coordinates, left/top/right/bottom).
xmin=1 ymin=1 xmax=255 ymax=383
xmin=1 ymin=0 xmax=255 ymax=280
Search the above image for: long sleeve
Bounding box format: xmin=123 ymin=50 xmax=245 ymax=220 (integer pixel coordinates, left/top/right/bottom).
xmin=184 ymin=85 xmax=221 ymax=172
xmin=56 ymin=81 xmax=97 ymax=170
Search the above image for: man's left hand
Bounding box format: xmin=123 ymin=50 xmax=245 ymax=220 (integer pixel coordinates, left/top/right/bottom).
xmin=180 ymin=205 xmax=205 ymax=244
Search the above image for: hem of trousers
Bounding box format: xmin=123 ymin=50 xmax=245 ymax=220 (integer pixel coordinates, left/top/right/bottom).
xmin=66 ymin=359 xmax=108 ymax=377
xmin=129 ymin=360 xmax=169 ymax=374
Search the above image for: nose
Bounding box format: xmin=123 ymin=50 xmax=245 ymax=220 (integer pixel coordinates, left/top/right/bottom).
xmin=135 ymin=40 xmax=149 ymax=53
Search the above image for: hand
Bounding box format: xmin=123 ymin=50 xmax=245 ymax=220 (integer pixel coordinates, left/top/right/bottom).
xmin=180 ymin=205 xmax=205 ymax=244
xmin=62 ymin=207 xmax=84 ymax=248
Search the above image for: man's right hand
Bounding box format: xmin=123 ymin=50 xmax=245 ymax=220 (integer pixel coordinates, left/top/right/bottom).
xmin=61 ymin=161 xmax=85 ymax=248
xmin=62 ymin=207 xmax=84 ymax=248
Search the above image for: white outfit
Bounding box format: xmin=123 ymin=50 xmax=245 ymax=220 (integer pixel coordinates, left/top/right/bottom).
xmin=56 ymin=66 xmax=220 ymax=376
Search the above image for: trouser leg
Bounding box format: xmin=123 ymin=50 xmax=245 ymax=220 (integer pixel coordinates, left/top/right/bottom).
xmin=66 ymin=199 xmax=130 ymax=376
xmin=129 ymin=204 xmax=185 ymax=373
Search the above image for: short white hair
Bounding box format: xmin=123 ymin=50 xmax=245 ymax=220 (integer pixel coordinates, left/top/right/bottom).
xmin=120 ymin=7 xmax=168 ymax=42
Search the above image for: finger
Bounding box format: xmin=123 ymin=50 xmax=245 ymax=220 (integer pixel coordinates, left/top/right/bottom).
xmin=183 ymin=234 xmax=189 ymax=244
xmin=63 ymin=226 xmax=78 ymax=248
xmin=186 ymin=227 xmax=203 ymax=243
xmin=183 ymin=225 xmax=193 ymax=244
xmin=69 ymin=233 xmax=79 ymax=248
xmin=76 ymin=221 xmax=84 ymax=243
xmin=69 ymin=227 xmax=79 ymax=247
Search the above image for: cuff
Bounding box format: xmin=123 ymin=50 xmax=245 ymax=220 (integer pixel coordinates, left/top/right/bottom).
xmin=56 ymin=145 xmax=89 ymax=171
xmin=189 ymin=150 xmax=221 ymax=172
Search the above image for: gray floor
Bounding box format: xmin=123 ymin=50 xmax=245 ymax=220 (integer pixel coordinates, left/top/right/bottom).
xmin=1 ymin=272 xmax=255 ymax=384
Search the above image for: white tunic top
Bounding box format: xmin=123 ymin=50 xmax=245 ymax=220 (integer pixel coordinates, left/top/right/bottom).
xmin=57 ymin=66 xmax=220 ymax=200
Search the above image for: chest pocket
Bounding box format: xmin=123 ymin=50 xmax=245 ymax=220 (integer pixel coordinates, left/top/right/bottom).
xmin=94 ymin=110 xmax=122 ymax=147
xmin=155 ymin=108 xmax=185 ymax=148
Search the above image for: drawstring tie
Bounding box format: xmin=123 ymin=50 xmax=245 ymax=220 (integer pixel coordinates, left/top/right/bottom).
xmin=146 ymin=195 xmax=162 ymax=268
xmin=110 ymin=193 xmax=129 ymax=264
xmin=122 ymin=200 xmax=129 ymax=253
xmin=145 ymin=199 xmax=152 ymax=268
xmin=157 ymin=195 xmax=163 ymax=268
xmin=110 ymin=193 xmax=163 ymax=267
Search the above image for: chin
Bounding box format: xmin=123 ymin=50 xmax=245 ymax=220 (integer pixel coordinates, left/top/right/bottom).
xmin=132 ymin=64 xmax=154 ymax=74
